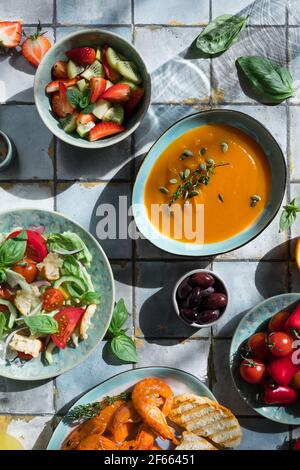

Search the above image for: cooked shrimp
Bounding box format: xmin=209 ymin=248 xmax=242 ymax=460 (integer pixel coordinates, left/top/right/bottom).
xmin=109 ymin=401 xmax=140 ymax=444
xmin=132 ymin=378 xmax=178 ymax=444
xmin=61 ymin=400 xmax=124 ymax=450
xmin=76 ymin=434 xmax=117 ymax=450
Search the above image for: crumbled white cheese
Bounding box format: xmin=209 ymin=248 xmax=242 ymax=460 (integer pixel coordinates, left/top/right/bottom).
xmin=14 ymin=286 xmax=40 ymax=316
xmin=37 ymin=252 xmax=63 ymax=281
xmin=9 ymin=334 xmax=42 ymax=358
xmin=80 ymin=304 xmax=97 ymax=340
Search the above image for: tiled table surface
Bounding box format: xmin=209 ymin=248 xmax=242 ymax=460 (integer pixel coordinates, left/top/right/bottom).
xmin=0 ymin=0 xmax=299 ymax=451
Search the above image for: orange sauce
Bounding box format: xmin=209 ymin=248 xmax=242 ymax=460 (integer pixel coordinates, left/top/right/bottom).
xmin=144 ymin=124 xmax=271 ymax=244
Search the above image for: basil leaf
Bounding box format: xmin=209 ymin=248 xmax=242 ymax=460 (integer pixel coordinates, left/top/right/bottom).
xmin=0 ymin=312 xmax=7 ymax=338
xmin=279 ymin=208 xmax=296 ymax=231
xmin=24 ymin=315 xmax=58 ymax=335
xmin=0 ymin=269 xmax=6 ymax=283
xmin=291 ymin=197 xmax=300 ymax=210
xmin=0 ymin=230 xmax=27 ymax=266
xmin=80 ymin=291 xmax=101 ymax=305
xmin=111 ymin=335 xmax=138 ymax=363
xmin=236 ymin=56 xmax=294 ymax=104
xmin=66 ymin=88 xmax=82 ymax=108
xmin=63 ymin=255 xmax=81 ymax=278
xmin=47 ymin=232 xmax=92 ymax=266
xmin=196 ymin=14 xmax=248 ymax=55
xmin=82 ymin=104 xmax=95 ymax=114
xmin=108 ymin=299 xmax=128 ymax=335
xmin=79 ymin=88 xmax=91 ymax=109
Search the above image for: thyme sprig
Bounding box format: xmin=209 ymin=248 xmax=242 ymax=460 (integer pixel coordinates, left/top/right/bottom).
xmin=168 ymin=160 xmax=229 ymax=206
xmin=65 ymin=392 xmax=131 ymax=423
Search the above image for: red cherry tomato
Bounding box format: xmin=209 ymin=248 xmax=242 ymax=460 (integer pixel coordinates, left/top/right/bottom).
xmin=293 ymin=438 xmax=300 ymax=450
xmin=247 ymin=332 xmax=270 ymax=360
xmin=42 ymin=288 xmax=65 ymax=312
xmin=0 ymin=283 xmax=15 ymax=312
xmin=268 ymin=331 xmax=293 ymax=357
xmin=268 ymin=310 xmax=290 ymax=332
xmin=51 ymin=307 xmax=85 ymax=349
xmin=18 ymin=352 xmax=34 ymax=361
xmin=12 ymin=257 xmax=37 ymax=283
xmin=240 ymin=358 xmax=266 ymax=384
xmin=7 ymin=229 xmax=48 ymax=262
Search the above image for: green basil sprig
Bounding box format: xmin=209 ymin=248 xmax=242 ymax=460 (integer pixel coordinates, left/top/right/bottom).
xmin=108 ymin=299 xmax=138 ymax=363
xmin=0 ymin=230 xmax=27 ymax=267
xmin=196 ymin=14 xmax=248 ymax=55
xmin=279 ymin=197 xmax=300 ymax=231
xmin=236 ymin=56 xmax=294 ymax=104
xmin=66 ymin=87 xmax=92 ymax=111
xmin=24 ymin=315 xmax=58 ymax=335
xmin=80 ymin=291 xmax=101 ymax=305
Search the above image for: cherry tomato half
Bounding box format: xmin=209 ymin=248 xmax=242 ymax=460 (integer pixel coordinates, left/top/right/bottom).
xmin=268 ymin=331 xmax=293 ymax=357
xmin=51 ymin=307 xmax=85 ymax=349
xmin=12 ymin=257 xmax=38 ymax=283
xmin=8 ymin=229 xmax=48 ymax=262
xmin=43 ymin=288 xmax=65 ymax=312
xmin=268 ymin=311 xmax=290 ymax=332
xmin=240 ymin=358 xmax=266 ymax=384
xmin=0 ymin=283 xmax=15 ymax=312
xmin=247 ymin=332 xmax=270 ymax=360
xmin=18 ymin=352 xmax=34 ymax=361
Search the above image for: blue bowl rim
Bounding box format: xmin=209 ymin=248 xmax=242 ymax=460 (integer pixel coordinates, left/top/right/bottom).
xmin=34 ymin=28 xmax=152 ymax=149
xmin=0 ymin=207 xmax=115 ymax=381
xmin=132 ymin=108 xmax=287 ymax=257
xmin=229 ymin=293 xmax=300 ymax=424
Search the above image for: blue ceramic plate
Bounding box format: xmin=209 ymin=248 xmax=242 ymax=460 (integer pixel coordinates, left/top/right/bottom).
xmin=47 ymin=366 xmax=216 ymax=450
xmin=132 ymin=109 xmax=286 ymax=257
xmin=0 ymin=209 xmax=115 ymax=381
xmin=230 ymin=293 xmax=300 ymax=424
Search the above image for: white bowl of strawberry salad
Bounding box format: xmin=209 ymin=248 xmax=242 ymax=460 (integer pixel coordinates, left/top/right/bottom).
xmin=34 ymin=29 xmax=151 ymax=148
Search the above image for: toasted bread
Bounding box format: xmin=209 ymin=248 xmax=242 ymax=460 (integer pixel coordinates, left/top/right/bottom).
xmin=176 ymin=431 xmax=218 ymax=451
xmin=169 ymin=394 xmax=242 ymax=449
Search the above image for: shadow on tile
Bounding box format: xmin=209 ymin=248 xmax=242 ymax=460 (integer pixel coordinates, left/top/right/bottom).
xmin=32 ymin=417 xmax=55 ymax=450
xmin=8 ymin=51 xmax=36 ymax=76
xmin=0 ymin=376 xmax=53 ymax=392
xmin=254 ymin=241 xmax=289 ymax=297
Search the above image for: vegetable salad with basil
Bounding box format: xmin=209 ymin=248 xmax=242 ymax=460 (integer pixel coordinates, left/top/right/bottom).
xmin=0 ymin=228 xmax=100 ymax=365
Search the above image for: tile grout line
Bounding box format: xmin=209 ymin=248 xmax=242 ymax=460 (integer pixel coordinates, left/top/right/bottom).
xmin=131 ymin=0 xmax=136 ymax=372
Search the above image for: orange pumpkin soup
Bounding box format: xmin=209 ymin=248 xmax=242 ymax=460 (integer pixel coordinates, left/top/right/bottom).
xmin=144 ymin=124 xmax=271 ymax=244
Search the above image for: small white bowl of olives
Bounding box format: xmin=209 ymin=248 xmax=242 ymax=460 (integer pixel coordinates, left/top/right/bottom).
xmin=173 ymin=269 xmax=229 ymax=328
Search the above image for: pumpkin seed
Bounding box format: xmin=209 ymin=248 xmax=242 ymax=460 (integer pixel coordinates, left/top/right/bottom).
xmin=159 ymin=186 xmax=169 ymax=194
xmin=179 ymin=149 xmax=194 ymax=160
xmin=183 ymin=168 xmax=190 ymax=179
xmin=200 ymin=147 xmax=207 ymax=156
xmin=200 ymin=163 xmax=207 ymax=171
xmin=206 ymin=158 xmax=215 ymax=166
xmin=218 ymin=193 xmax=224 ymax=202
xmin=220 ymin=141 xmax=229 ymax=153
xmin=189 ymin=190 xmax=200 ymax=197
xmin=169 ymin=178 xmax=178 ymax=184
xmin=250 ymin=195 xmax=261 ymax=207
xmin=179 ymin=171 xmax=185 ymax=180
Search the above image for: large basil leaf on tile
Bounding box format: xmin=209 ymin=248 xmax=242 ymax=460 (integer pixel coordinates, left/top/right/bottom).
xmin=196 ymin=14 xmax=248 ymax=55
xmin=236 ymin=56 xmax=294 ymax=104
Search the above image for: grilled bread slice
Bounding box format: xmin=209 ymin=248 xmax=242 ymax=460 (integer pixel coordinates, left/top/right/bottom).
xmin=176 ymin=431 xmax=218 ymax=451
xmin=169 ymin=394 xmax=242 ymax=449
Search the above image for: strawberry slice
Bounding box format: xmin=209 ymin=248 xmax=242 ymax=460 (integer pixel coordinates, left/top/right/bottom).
xmin=0 ymin=21 xmax=22 ymax=49
xmin=59 ymin=82 xmax=74 ymax=115
xmin=66 ymin=47 xmax=96 ymax=66
xmin=22 ymin=21 xmax=52 ymax=67
xmin=102 ymin=44 xmax=120 ymax=82
xmin=89 ymin=122 xmax=125 ymax=141
xmin=76 ymin=113 xmax=96 ymax=125
xmin=52 ymin=60 xmax=68 ymax=79
xmin=125 ymin=87 xmax=145 ymax=117
xmin=102 ymin=84 xmax=130 ymax=102
xmin=51 ymin=93 xmax=66 ymax=118
xmin=90 ymin=77 xmax=106 ymax=103
xmin=45 ymin=78 xmax=78 ymax=94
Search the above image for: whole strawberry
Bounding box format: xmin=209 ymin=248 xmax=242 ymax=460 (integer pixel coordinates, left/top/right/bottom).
xmin=0 ymin=21 xmax=22 ymax=50
xmin=22 ymin=21 xmax=52 ymax=67
xmin=66 ymin=47 xmax=96 ymax=66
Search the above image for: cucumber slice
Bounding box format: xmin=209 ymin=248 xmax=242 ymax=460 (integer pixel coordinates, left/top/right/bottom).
xmin=76 ymin=121 xmax=95 ymax=138
xmin=60 ymin=114 xmax=78 ymax=134
xmin=116 ymin=61 xmax=142 ymax=84
xmin=77 ymin=78 xmax=88 ymax=92
xmin=81 ymin=60 xmax=104 ymax=80
xmin=106 ymin=47 xmax=121 ymax=71
xmin=54 ymin=275 xmax=86 ymax=291
xmin=0 ymin=299 xmax=17 ymax=329
xmin=95 ymin=47 xmax=102 ymax=61
xmin=45 ymin=341 xmax=56 ymax=365
xmin=102 ymin=104 xmax=124 ymax=125
xmin=67 ymin=60 xmax=84 ymax=79
xmin=92 ymin=99 xmax=112 ymax=120
xmin=118 ymin=79 xmax=137 ymax=91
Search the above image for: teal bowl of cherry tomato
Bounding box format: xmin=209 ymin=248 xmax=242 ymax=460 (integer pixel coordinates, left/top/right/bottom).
xmin=230 ymin=293 xmax=300 ymax=424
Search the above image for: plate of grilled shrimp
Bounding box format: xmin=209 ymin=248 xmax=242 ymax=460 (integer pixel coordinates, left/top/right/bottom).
xmin=48 ymin=367 xmax=242 ymax=450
